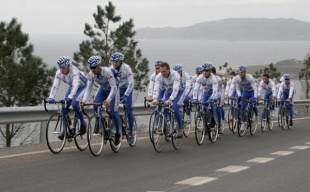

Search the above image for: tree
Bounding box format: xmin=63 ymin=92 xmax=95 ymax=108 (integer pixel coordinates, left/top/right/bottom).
xmin=73 ymin=1 xmax=149 ymax=92
xmin=253 ymin=63 xmax=281 ymax=80
xmin=0 ymin=18 xmax=54 ymax=147
xmin=299 ymin=53 xmax=310 ymax=99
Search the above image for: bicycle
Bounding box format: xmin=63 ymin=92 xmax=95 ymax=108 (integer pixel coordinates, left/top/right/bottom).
xmin=238 ymin=99 xmax=258 ymax=137
xmin=119 ymin=103 xmax=137 ymax=147
xmin=84 ymin=102 xmax=121 ymax=156
xmin=44 ymin=99 xmax=90 ymax=154
xmin=181 ymin=102 xmax=192 ymax=137
xmin=150 ymin=101 xmax=183 ymax=153
xmin=278 ymin=100 xmax=292 ymax=130
xmin=261 ymin=99 xmax=275 ymax=132
xmin=194 ymin=100 xmax=219 ymax=145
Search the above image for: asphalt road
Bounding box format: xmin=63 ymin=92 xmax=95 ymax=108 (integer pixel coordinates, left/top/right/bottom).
xmin=1 ymin=117 xmax=310 ymax=192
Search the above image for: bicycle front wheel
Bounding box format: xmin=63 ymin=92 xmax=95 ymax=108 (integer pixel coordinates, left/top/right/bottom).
xmin=227 ymin=106 xmax=233 ymax=132
xmin=267 ymin=109 xmax=274 ymax=131
xmin=172 ymin=117 xmax=183 ymax=150
xmin=238 ymin=111 xmax=246 ymax=137
xmin=182 ymin=109 xmax=191 ymax=137
xmin=261 ymin=108 xmax=267 ymax=132
xmin=46 ymin=112 xmax=66 ymax=154
xmin=149 ymin=110 xmax=158 ymax=143
xmin=195 ymin=110 xmax=205 ymax=145
xmin=249 ymin=111 xmax=257 ymax=135
xmin=108 ymin=117 xmax=122 ymax=153
xmin=74 ymin=113 xmax=90 ymax=151
xmin=208 ymin=111 xmax=218 ymax=143
xmin=87 ymin=115 xmax=104 ymax=157
xmin=152 ymin=114 xmax=166 ymax=153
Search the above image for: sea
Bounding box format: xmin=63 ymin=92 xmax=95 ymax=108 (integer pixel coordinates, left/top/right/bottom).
xmin=30 ymin=34 xmax=310 ymax=102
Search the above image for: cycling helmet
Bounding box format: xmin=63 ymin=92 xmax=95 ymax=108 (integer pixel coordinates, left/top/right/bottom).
xmin=87 ymin=56 xmax=101 ymax=67
xmin=235 ymin=69 xmax=240 ymax=74
xmin=283 ymin=74 xmax=290 ymax=80
xmin=238 ymin=65 xmax=247 ymax=72
xmin=110 ymin=52 xmax=124 ymax=62
xmin=202 ymin=62 xmax=212 ymax=70
xmin=57 ymin=56 xmax=70 ymax=68
xmin=173 ymin=64 xmax=183 ymax=72
xmin=195 ymin=66 xmax=203 ymax=73
xmin=154 ymin=60 xmax=163 ymax=67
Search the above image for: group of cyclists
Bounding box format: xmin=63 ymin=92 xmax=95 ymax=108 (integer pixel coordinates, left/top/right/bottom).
xmin=47 ymin=52 xmax=135 ymax=146
xmin=146 ymin=60 xmax=295 ymax=137
xmin=47 ymin=53 xmax=296 ymax=151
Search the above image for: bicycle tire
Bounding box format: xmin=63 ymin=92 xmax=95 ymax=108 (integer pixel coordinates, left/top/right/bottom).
xmin=182 ymin=108 xmax=191 ymax=137
xmin=238 ymin=110 xmax=246 ymax=137
xmin=261 ymin=108 xmax=267 ymax=132
xmin=208 ymin=111 xmax=218 ymax=143
xmin=108 ymin=117 xmax=122 ymax=153
xmin=74 ymin=113 xmax=90 ymax=151
xmin=149 ymin=110 xmax=158 ymax=143
xmin=267 ymin=109 xmax=274 ymax=131
xmin=172 ymin=115 xmax=183 ymax=150
xmin=249 ymin=110 xmax=257 ymax=135
xmin=46 ymin=112 xmax=66 ymax=154
xmin=227 ymin=106 xmax=233 ymax=132
xmin=152 ymin=114 xmax=166 ymax=153
xmin=87 ymin=115 xmax=104 ymax=157
xmin=195 ymin=109 xmax=205 ymax=145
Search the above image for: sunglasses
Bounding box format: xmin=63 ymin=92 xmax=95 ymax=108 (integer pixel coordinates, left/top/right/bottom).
xmin=90 ymin=66 xmax=97 ymax=70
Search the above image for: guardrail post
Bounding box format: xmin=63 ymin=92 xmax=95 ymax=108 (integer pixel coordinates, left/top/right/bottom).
xmin=40 ymin=121 xmax=46 ymax=143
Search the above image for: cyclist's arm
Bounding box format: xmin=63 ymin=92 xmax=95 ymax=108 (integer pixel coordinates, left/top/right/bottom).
xmin=82 ymin=73 xmax=94 ymax=103
xmin=271 ymin=80 xmax=277 ymax=98
xmin=48 ymin=72 xmax=61 ymax=99
xmin=170 ymin=73 xmax=181 ymax=100
xmin=106 ymin=71 xmax=118 ymax=103
xmin=147 ymin=73 xmax=156 ymax=97
xmin=289 ymin=82 xmax=295 ymax=99
xmin=277 ymin=83 xmax=283 ymax=100
xmin=153 ymin=74 xmax=162 ymax=100
xmin=249 ymin=75 xmax=258 ymax=98
xmin=210 ymin=76 xmax=218 ymax=99
xmin=68 ymin=70 xmax=81 ymax=100
xmin=193 ymin=78 xmax=201 ymax=100
xmin=183 ymin=73 xmax=192 ymax=96
xmin=257 ymin=80 xmax=263 ymax=98
xmin=124 ymin=65 xmax=135 ymax=97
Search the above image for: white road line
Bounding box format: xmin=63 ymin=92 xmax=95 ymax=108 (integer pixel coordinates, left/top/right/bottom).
xmin=290 ymin=145 xmax=310 ymax=150
xmin=270 ymin=151 xmax=294 ymax=156
xmin=216 ymin=165 xmax=249 ymax=173
xmin=304 ymin=142 xmax=310 ymax=145
xmin=175 ymin=177 xmax=218 ymax=186
xmin=247 ymin=157 xmax=274 ymax=163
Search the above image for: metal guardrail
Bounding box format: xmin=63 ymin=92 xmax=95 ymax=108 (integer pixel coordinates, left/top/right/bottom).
xmin=0 ymin=100 xmax=310 ymax=124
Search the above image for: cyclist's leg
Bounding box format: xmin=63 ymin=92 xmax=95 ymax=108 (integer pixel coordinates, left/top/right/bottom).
xmin=120 ymin=88 xmax=134 ymax=135
xmin=93 ymin=86 xmax=105 ymax=125
xmin=72 ymin=85 xmax=87 ymax=127
xmin=240 ymin=92 xmax=248 ymax=122
xmin=163 ymin=90 xmax=171 ymax=122
xmin=250 ymin=91 xmax=258 ymax=118
xmin=109 ymin=93 xmax=121 ymax=136
xmin=184 ymin=95 xmax=191 ymax=115
xmin=174 ymin=90 xmax=184 ymax=130
xmin=288 ymin=93 xmax=294 ymax=123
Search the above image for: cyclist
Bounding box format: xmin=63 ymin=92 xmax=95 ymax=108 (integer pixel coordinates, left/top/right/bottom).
xmin=173 ymin=64 xmax=192 ymax=123
xmin=275 ymin=76 xmax=284 ymax=107
xmin=211 ymin=66 xmax=224 ymax=133
xmin=192 ymin=62 xmax=219 ymax=129
xmin=277 ymin=74 xmax=295 ymax=126
xmin=47 ymin=56 xmax=87 ymax=140
xmin=152 ymin=62 xmax=184 ymax=138
xmin=110 ymin=52 xmax=135 ymax=144
xmin=80 ymin=56 xmax=121 ymax=145
xmin=147 ymin=60 xmax=163 ymax=101
xmin=234 ymin=65 xmax=259 ymax=131
xmin=257 ymin=74 xmax=277 ymax=118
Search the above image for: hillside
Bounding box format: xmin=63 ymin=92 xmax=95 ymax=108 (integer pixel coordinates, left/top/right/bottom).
xmin=136 ymin=18 xmax=310 ymax=41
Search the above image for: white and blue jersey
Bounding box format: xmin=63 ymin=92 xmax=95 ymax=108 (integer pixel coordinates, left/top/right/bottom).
xmin=110 ymin=63 xmax=135 ymax=96
xmin=277 ymin=81 xmax=295 ymax=100
xmin=49 ymin=64 xmax=87 ymax=100
xmin=193 ymin=73 xmax=218 ymax=100
xmin=82 ymin=67 xmax=118 ymax=103
xmin=234 ymin=74 xmax=257 ymax=98
xmin=257 ymin=79 xmax=276 ymax=98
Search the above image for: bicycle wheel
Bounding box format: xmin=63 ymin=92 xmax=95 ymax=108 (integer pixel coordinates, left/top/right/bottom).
xmin=285 ymin=108 xmax=291 ymax=129
xmin=281 ymin=107 xmax=287 ymax=130
xmin=267 ymin=109 xmax=274 ymax=131
xmin=261 ymin=108 xmax=267 ymax=132
xmin=46 ymin=112 xmax=67 ymax=154
xmin=238 ymin=111 xmax=246 ymax=137
xmin=87 ymin=115 xmax=104 ymax=157
xmin=208 ymin=111 xmax=218 ymax=143
xmin=232 ymin=107 xmax=239 ymax=134
xmin=249 ymin=110 xmax=257 ymax=135
xmin=278 ymin=107 xmax=283 ymax=128
xmin=195 ymin=110 xmax=205 ymax=145
xmin=108 ymin=117 xmax=122 ymax=153
xmin=172 ymin=116 xmax=183 ymax=150
xmin=149 ymin=110 xmax=158 ymax=143
xmin=182 ymin=109 xmax=191 ymax=137
xmin=227 ymin=106 xmax=233 ymax=132
xmin=152 ymin=114 xmax=166 ymax=153
xmin=74 ymin=113 xmax=90 ymax=151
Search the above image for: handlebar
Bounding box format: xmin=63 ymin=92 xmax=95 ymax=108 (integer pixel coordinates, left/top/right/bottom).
xmin=43 ymin=98 xmax=66 ymax=112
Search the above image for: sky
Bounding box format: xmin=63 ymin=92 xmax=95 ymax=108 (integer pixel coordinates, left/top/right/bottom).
xmin=0 ymin=0 xmax=310 ymax=35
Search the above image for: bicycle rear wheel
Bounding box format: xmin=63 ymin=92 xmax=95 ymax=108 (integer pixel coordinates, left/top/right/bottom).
xmin=281 ymin=108 xmax=287 ymax=130
xmin=172 ymin=117 xmax=183 ymax=150
xmin=74 ymin=113 xmax=90 ymax=151
xmin=267 ymin=109 xmax=274 ymax=131
xmin=152 ymin=114 xmax=166 ymax=153
xmin=108 ymin=117 xmax=122 ymax=153
xmin=232 ymin=107 xmax=239 ymax=134
xmin=87 ymin=115 xmax=104 ymax=157
xmin=195 ymin=110 xmax=205 ymax=145
xmin=46 ymin=112 xmax=66 ymax=154
xmin=261 ymin=108 xmax=267 ymax=132
xmin=227 ymin=106 xmax=233 ymax=132
xmin=238 ymin=111 xmax=246 ymax=137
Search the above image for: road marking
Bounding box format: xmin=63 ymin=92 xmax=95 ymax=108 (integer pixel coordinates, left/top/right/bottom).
xmin=290 ymin=145 xmax=310 ymax=150
xmin=175 ymin=177 xmax=218 ymax=186
xmin=270 ymin=151 xmax=294 ymax=156
xmin=304 ymin=142 xmax=310 ymax=145
xmin=247 ymin=157 xmax=274 ymax=163
xmin=216 ymin=165 xmax=249 ymax=173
